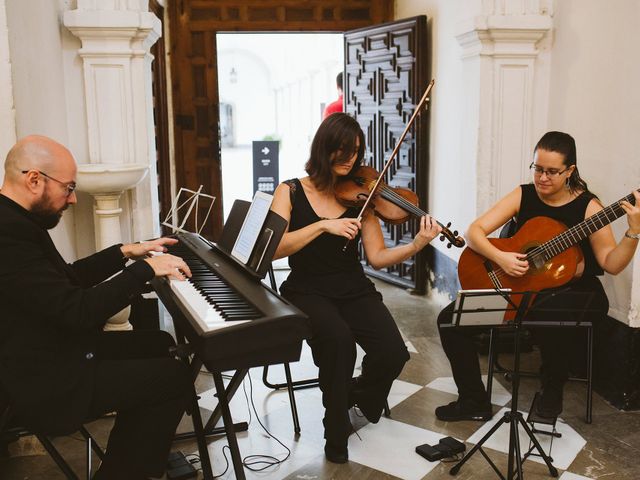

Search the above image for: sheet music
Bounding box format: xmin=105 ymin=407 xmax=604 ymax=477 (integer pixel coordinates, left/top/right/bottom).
xmin=231 ymin=191 xmax=273 ymax=264
xmin=454 ymin=289 xmax=512 ymax=326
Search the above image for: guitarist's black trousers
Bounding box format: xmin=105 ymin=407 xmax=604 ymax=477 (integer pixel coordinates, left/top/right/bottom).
xmin=437 ymin=276 xmax=609 ymax=403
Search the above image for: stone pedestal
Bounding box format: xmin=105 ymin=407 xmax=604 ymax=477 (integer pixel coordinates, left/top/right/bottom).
xmin=77 ymin=163 xmax=148 ymax=330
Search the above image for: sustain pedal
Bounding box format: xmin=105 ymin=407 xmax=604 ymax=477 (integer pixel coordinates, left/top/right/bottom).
xmin=167 ymin=451 xmax=197 ymax=480
xmin=416 ymin=436 xmax=466 ymax=462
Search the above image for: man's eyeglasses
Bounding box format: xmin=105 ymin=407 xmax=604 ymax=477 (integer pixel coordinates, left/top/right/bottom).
xmin=529 ymin=162 xmax=569 ymax=178
xmin=22 ymin=170 xmax=77 ymax=196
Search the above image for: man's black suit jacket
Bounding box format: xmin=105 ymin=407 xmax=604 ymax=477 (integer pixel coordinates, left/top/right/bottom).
xmin=0 ymin=194 xmax=155 ymax=434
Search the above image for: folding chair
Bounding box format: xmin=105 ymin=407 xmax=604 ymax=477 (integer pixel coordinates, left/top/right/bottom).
xmin=0 ymin=386 xmax=104 ymax=480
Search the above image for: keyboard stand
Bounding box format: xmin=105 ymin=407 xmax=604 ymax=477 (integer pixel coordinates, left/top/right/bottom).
xmin=172 ymin=339 xmax=251 ymax=480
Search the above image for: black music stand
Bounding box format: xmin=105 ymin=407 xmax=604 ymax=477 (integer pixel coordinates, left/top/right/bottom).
xmin=447 ymin=290 xmax=559 ymax=480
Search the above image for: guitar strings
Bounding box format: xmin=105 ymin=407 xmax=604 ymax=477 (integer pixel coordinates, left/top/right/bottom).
xmin=363 ymin=180 xmax=458 ymax=240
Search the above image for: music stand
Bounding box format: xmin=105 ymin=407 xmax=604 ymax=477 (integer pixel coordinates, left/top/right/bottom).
xmin=447 ymin=290 xmax=559 ymax=480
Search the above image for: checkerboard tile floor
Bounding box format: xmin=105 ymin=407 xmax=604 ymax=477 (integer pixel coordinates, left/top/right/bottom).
xmin=184 ymin=341 xmax=597 ymax=480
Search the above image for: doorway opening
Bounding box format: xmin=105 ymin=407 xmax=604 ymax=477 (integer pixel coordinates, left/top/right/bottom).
xmin=216 ymin=33 xmax=344 ymax=220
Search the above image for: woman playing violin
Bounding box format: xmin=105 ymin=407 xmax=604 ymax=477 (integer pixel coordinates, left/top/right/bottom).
xmin=436 ymin=131 xmax=640 ymax=422
xmin=271 ymin=112 xmax=442 ymax=464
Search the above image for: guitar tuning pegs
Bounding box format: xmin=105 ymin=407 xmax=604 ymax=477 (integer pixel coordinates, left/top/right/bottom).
xmin=440 ymin=235 xmax=445 ymax=241
xmin=447 ymin=243 xmax=452 ymax=248
xmin=453 ymin=230 xmax=458 ymax=236
xmin=446 ymin=222 xmax=452 ymax=228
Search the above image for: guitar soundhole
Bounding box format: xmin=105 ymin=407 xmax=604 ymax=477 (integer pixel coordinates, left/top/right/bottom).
xmin=523 ymin=243 xmax=546 ymax=272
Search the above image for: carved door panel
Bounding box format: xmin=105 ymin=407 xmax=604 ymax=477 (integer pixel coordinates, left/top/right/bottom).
xmin=168 ymin=1 xmax=393 ymax=241
xmin=344 ymin=16 xmax=429 ymax=292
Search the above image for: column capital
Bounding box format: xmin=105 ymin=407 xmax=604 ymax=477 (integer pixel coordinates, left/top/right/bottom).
xmin=454 ymin=10 xmax=553 ymax=216
xmin=456 ymin=14 xmax=552 ymax=58
xmin=63 ymin=8 xmax=160 ymax=52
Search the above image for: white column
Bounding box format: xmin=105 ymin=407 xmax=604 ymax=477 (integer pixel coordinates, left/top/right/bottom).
xmin=63 ymin=1 xmax=161 ymax=330
xmin=456 ymin=3 xmax=552 ymax=216
xmin=63 ymin=1 xmax=162 ymax=241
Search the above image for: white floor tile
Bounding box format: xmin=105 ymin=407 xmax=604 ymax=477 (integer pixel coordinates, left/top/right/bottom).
xmin=426 ymin=376 xmax=512 ymax=406
xmin=197 ymin=369 xmax=299 ymax=423
xmin=559 ymin=472 xmax=594 ymax=480
xmin=405 ymin=340 xmax=418 ymax=354
xmin=348 ymin=417 xmax=445 ymax=480
xmin=190 ymin=422 xmax=321 ymax=480
xmin=387 ymin=379 xmax=424 ymax=409
xmin=465 ymin=407 xmax=586 ymax=471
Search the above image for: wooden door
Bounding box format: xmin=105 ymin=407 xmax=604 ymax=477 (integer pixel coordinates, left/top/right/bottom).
xmin=344 ymin=16 xmax=430 ymax=292
xmin=168 ymin=0 xmax=393 ymax=240
xmin=149 ymin=0 xmax=171 ymax=231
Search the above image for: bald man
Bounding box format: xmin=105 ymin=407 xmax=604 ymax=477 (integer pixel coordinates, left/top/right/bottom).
xmin=0 ymin=136 xmax=193 ymax=479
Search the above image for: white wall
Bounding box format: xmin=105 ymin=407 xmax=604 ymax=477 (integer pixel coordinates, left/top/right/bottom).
xmin=547 ymin=0 xmax=640 ymax=322
xmin=395 ymin=0 xmax=640 ymax=324
xmin=396 ymin=0 xmax=482 ymax=261
xmin=4 ymin=0 xmax=79 ymax=260
xmin=0 ymin=0 xmax=16 ymax=177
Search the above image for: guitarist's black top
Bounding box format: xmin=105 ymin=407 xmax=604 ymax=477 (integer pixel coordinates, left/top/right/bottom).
xmin=279 ymin=178 xmax=376 ymax=299
xmin=516 ymin=184 xmax=603 ymax=277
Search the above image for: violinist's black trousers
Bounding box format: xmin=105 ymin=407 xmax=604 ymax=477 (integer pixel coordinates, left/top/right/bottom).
xmin=283 ymin=291 xmax=409 ymax=450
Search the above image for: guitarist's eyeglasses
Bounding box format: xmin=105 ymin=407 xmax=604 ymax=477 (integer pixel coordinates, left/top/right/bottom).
xmin=529 ymin=162 xmax=569 ymax=178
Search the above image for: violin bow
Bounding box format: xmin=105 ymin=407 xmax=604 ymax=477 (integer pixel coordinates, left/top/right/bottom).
xmin=343 ymin=79 xmax=435 ymax=251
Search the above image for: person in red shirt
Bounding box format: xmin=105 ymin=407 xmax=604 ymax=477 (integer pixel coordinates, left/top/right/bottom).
xmin=323 ymin=72 xmax=343 ymax=119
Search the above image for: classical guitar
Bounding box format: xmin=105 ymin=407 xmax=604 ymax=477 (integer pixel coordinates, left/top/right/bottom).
xmin=458 ymin=189 xmax=638 ymax=299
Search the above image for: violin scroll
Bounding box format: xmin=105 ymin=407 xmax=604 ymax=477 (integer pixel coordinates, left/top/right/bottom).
xmin=439 ymin=221 xmax=466 ymax=249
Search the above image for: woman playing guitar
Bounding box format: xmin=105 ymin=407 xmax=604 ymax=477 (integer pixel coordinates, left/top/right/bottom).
xmin=437 ymin=131 xmax=640 ymax=421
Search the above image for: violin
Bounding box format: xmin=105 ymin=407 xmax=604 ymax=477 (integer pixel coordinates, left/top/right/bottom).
xmin=340 ymin=79 xmax=465 ymax=250
xmin=335 ymin=165 xmax=465 ymax=248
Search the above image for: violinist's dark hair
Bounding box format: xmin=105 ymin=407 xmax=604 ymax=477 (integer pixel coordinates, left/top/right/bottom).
xmin=305 ymin=113 xmax=365 ymax=191
xmin=534 ymin=131 xmax=590 ymax=195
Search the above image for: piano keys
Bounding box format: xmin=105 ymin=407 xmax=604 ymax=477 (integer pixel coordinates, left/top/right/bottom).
xmin=152 ymin=231 xmax=310 ymax=372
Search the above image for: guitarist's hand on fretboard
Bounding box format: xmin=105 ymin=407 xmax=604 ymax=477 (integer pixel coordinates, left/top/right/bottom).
xmin=620 ymin=190 xmax=640 ymax=235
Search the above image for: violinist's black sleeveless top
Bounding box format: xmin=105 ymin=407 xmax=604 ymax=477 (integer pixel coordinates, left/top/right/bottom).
xmin=279 ymin=178 xmax=376 ymax=299
xmin=516 ymin=184 xmax=603 ymax=277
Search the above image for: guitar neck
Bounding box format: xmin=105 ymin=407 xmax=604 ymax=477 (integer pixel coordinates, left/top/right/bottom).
xmin=533 ymin=189 xmax=638 ymax=261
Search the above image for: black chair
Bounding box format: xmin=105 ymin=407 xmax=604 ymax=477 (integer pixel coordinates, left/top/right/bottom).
xmin=0 ymin=386 xmax=104 ymax=480
xmin=261 ymin=266 xmax=391 ymax=434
